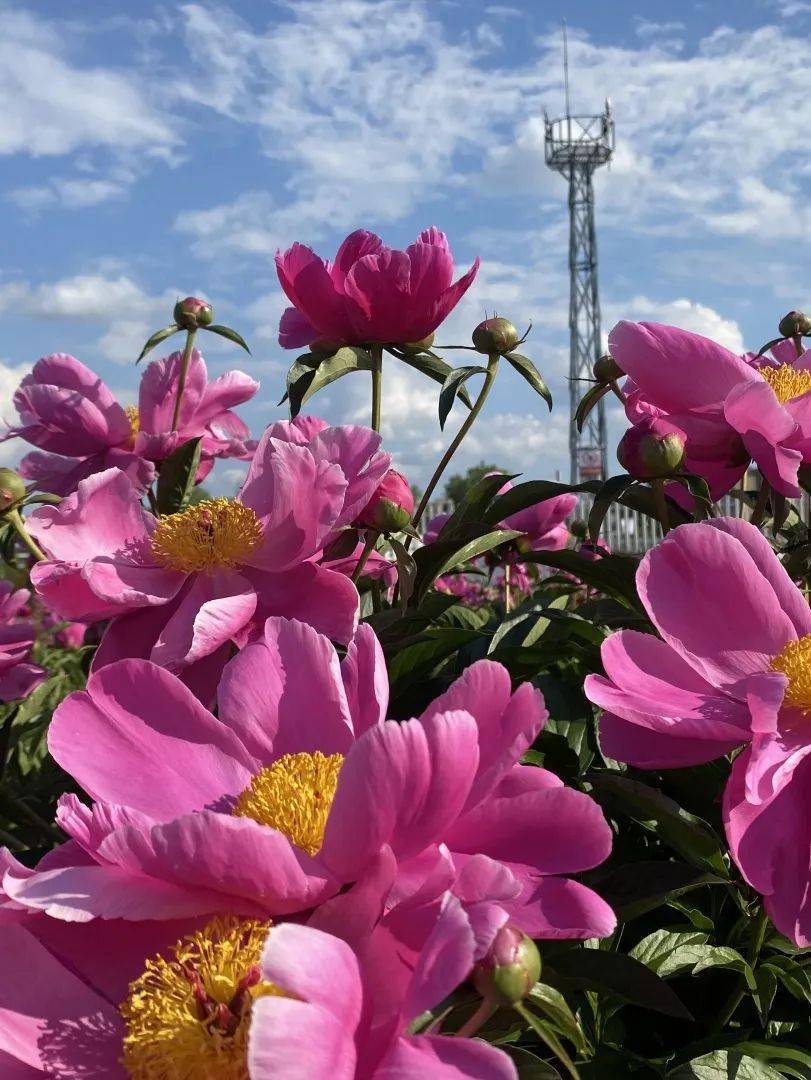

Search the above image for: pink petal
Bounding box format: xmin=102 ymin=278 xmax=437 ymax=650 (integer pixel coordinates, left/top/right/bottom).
xmin=250 ymin=999 xmax=356 ymax=1079
xmin=308 ymin=425 xmax=390 ymax=528
xmin=404 ymin=895 xmax=476 ymax=1021
xmin=11 ymin=384 xmax=124 ymax=455
xmin=245 ymin=562 xmax=360 ymax=645
xmin=138 ymin=348 xmax=207 ymax=436
xmin=341 ymin=623 xmax=389 ymax=736
xmin=260 ymin=922 xmax=362 ymax=1023
xmin=598 ymin=710 xmax=744 ymax=768
xmin=0 ymin=924 xmax=123 ymax=1072
xmin=377 ymin=1035 xmax=517 ymax=1079
xmin=48 ymin=658 xmax=255 ymax=817
xmin=506 ymin=875 xmax=617 ymax=940
xmin=276 ymin=243 xmax=357 ymax=342
xmin=447 ymin=785 xmax=612 ymax=875
xmin=609 ymin=321 xmax=757 ymax=412
xmin=217 ymin=616 xmax=355 ymax=761
xmin=150 ymin=570 xmax=257 ymax=669
xmin=322 ymin=711 xmax=480 ymax=878
xmin=343 ymin=250 xmax=413 ymax=341
xmin=330 ymin=229 xmax=386 ymax=288
xmin=637 ymin=521 xmax=797 ymax=689
xmin=194 ymin=370 xmax=259 ymax=427
xmin=424 ymin=257 xmax=481 ymax=337
xmin=724 ymin=380 xmax=801 ymax=496
xmin=278 ymin=305 xmax=319 ymax=349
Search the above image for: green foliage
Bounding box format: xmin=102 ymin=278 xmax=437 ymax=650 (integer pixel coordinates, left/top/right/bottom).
xmin=444 ymin=461 xmax=505 ymax=505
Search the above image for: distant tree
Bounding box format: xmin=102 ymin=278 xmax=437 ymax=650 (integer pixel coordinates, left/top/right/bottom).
xmin=444 ymin=461 xmax=504 ymax=506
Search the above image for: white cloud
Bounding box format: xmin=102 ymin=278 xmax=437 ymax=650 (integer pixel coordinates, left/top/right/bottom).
xmin=603 ymin=296 xmax=745 ymax=353
xmin=0 ymin=10 xmax=177 ymax=159
xmin=8 ymin=177 xmax=129 ymax=213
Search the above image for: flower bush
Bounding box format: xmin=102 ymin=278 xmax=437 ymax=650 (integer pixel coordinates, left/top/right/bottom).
xmin=0 ymin=245 xmax=809 ymax=1079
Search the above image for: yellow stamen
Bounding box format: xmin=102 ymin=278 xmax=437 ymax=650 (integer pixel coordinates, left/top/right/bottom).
xmin=150 ymin=499 xmax=263 ymax=574
xmin=120 ymin=916 xmax=282 ymax=1080
xmin=771 ymin=634 xmax=811 ymax=713
xmin=233 ymin=752 xmax=343 ymax=857
xmin=760 ymin=363 xmax=811 ymax=405
xmin=126 ymin=405 xmax=140 ymax=437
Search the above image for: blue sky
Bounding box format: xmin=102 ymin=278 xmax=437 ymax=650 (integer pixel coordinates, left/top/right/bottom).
xmin=1 ymin=0 xmax=809 ymax=492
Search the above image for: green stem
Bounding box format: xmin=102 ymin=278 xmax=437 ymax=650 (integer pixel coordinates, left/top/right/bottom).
xmin=171 ymin=328 xmax=198 ymax=432
xmin=609 ymin=380 xmax=626 ymax=405
xmin=371 ymin=578 xmax=383 ymax=613
xmin=751 ymin=479 xmax=771 ymax=528
xmin=514 ymin=1002 xmax=580 ymax=1079
xmin=712 ymin=904 xmax=769 ymax=1031
xmin=454 ymin=1000 xmax=497 ymax=1038
xmin=370 ymin=344 xmax=383 ymax=433
xmin=6 ymin=508 xmax=45 ymax=562
xmin=651 ymin=479 xmax=670 ymax=536
xmin=411 ymin=352 xmax=500 ymax=531
xmin=351 ymin=530 xmax=378 ymax=584
xmin=504 ymin=563 xmax=512 ymax=613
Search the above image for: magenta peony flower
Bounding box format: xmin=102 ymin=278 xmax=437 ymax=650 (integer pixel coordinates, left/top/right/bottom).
xmin=2 ymin=353 xmax=155 ymax=497
xmin=585 ymin=516 xmax=811 ymax=945
xmin=276 ymin=228 xmax=479 ymax=349
xmin=0 ymin=580 xmax=45 ymax=701
xmin=0 ymin=878 xmax=516 ymax=1077
xmin=6 ymin=617 xmax=613 ymax=940
xmin=611 ymin=321 xmax=811 ymax=499
xmin=25 ymin=420 xmax=388 ymax=693
xmin=135 ymin=347 xmax=258 ymax=470
xmin=250 ymin=909 xmax=518 ymax=1079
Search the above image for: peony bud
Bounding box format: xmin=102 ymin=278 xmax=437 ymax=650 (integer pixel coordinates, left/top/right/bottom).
xmin=174 ymin=296 xmax=214 ymax=331
xmin=617 ymin=417 xmax=686 ymax=480
xmin=593 ymin=353 xmax=624 ymax=383
xmin=472 ymin=317 xmax=520 ymax=355
xmin=778 ymin=311 xmax=811 ymax=339
xmin=0 ymin=468 xmax=27 ymax=510
xmin=357 ymin=469 xmax=415 ymax=533
xmin=569 ymin=518 xmax=588 ymax=540
xmin=472 ymin=925 xmax=541 ymax=1005
xmin=403 ymin=333 xmax=435 ymax=352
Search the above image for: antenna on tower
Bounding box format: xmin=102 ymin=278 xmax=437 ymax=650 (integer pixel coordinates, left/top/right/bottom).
xmin=544 ymin=37 xmax=615 ymax=484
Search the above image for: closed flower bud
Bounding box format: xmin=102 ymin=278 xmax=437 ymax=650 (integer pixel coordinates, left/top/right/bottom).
xmin=174 ymin=296 xmax=214 ymax=331
xmin=569 ymin=518 xmax=588 ymax=539
xmin=472 ymin=925 xmax=541 ymax=1005
xmin=617 ymin=417 xmax=686 ymax=480
xmin=357 ymin=469 xmax=415 ymax=533
xmin=472 ymin=317 xmax=520 ymax=355
xmin=778 ymin=311 xmax=811 ymax=339
xmin=0 ymin=468 xmax=26 ymax=510
xmin=593 ymin=353 xmax=624 ymax=383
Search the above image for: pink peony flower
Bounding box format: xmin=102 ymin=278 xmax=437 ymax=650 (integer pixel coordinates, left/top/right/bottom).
xmin=2 ymin=353 xmax=154 ymax=497
xmin=585 ymin=516 xmax=811 ymax=945
xmin=422 ymin=512 xmax=450 ymax=545
xmin=250 ymin=907 xmax=518 ymax=1079
xmin=135 ymin=347 xmax=258 ymax=471
xmin=26 ymin=419 xmax=388 ymax=693
xmin=322 ymin=542 xmax=397 ymax=588
xmin=0 ymin=580 xmax=45 ymax=701
xmin=0 ymin=878 xmax=516 ymax=1077
xmin=276 ymin=228 xmax=479 ymax=349
xmin=611 ymin=320 xmax=811 ymax=499
xmin=496 ymin=477 xmax=577 ymax=553
xmin=6 ymin=617 xmax=613 ymax=941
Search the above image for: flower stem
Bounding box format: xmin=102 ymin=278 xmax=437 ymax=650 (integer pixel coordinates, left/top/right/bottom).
xmin=651 ymin=479 xmax=670 ymax=536
xmin=514 ymin=1002 xmax=580 ymax=1079
xmin=411 ymin=352 xmax=500 ymax=530
xmin=504 ymin=563 xmax=512 ymax=613
xmin=751 ymin=479 xmax=771 ymax=528
xmin=609 ymin=380 xmax=626 ymax=405
xmin=454 ymin=1000 xmax=497 ymax=1038
xmin=351 ymin=530 xmax=378 ymax=584
xmin=171 ymin=328 xmax=197 ymax=432
xmin=370 ymin=344 xmax=383 ymax=433
xmin=6 ymin=508 xmax=45 ymax=562
xmin=712 ymin=904 xmax=769 ymax=1030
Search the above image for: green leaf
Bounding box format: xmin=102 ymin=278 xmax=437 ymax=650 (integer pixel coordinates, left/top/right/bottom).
xmin=630 ymin=929 xmax=710 ymax=978
xmin=762 ymin=956 xmax=811 ymax=1004
xmin=287 ymin=347 xmax=374 ymax=418
xmin=412 ymin=529 xmax=521 ymax=602
xmin=393 ymin=347 xmax=474 ymax=409
xmin=692 ymin=946 xmax=756 ymax=989
xmin=388 ymin=537 xmax=417 ymax=609
xmin=438 ymin=365 xmax=487 ymax=429
xmin=156 ymin=437 xmax=203 ymax=515
xmin=387 ymin=627 xmax=484 ymax=689
xmin=204 ymin=324 xmax=251 ymax=354
xmin=583 ymin=861 xmax=724 ymax=922
xmin=504 ymin=1047 xmax=563 ymax=1079
xmin=488 ymin=595 xmax=570 ymax=653
xmin=505 ymin=352 xmax=552 ymax=409
xmin=575 ymin=383 xmax=610 ymax=433
xmin=737 ymin=1041 xmax=811 ymax=1080
xmin=587 ymin=474 xmax=638 ymax=543
xmin=439 ymin=471 xmax=519 ymax=537
xmin=548 ymin=948 xmax=692 ymax=1019
xmin=588 ymin=774 xmax=728 ymax=875
xmin=526 ymin=983 xmax=588 ymax=1054
xmin=519 ymin=549 xmax=642 ymax=609
xmin=672 ymin=474 xmax=713 ymax=521
xmin=669 ymin=1051 xmax=784 ymax=1078
xmin=137 ymin=323 xmax=179 ymax=363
